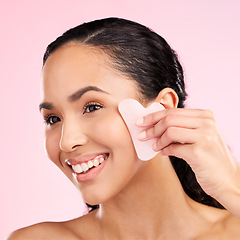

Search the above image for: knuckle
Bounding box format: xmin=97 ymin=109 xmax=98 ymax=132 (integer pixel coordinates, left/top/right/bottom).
xmin=201 ymin=133 xmax=212 ymax=144
xmin=163 ymin=113 xmax=175 ymax=128
xmin=145 ymin=112 xmax=159 ymax=124
xmin=199 ymin=110 xmax=216 ymax=128
xmin=149 ymin=113 xmax=156 ymax=122
xmin=191 ymin=144 xmax=202 ymax=159
xmin=165 ymin=114 xmax=175 ymax=125
xmin=146 ymin=127 xmax=154 ymax=138
xmin=162 ymin=117 xmax=168 ymax=128
xmin=204 ymin=118 xmax=215 ymax=129
xmin=203 ymin=109 xmax=214 ymax=119
xmin=165 ymin=127 xmax=175 ymax=140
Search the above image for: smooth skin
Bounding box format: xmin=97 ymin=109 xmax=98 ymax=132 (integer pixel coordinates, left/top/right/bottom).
xmin=137 ymin=100 xmax=240 ymax=219
xmin=8 ymin=44 xmax=240 ymax=240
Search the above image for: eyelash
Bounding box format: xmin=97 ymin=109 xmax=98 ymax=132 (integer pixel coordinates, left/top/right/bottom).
xmin=44 ymin=115 xmax=61 ymax=126
xmin=43 ymin=102 xmax=103 ymax=125
xmin=83 ymin=102 xmax=103 ymax=114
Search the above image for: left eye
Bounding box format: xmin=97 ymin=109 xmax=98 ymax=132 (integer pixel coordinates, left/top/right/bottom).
xmin=83 ymin=103 xmax=103 ymax=114
xmin=44 ymin=115 xmax=61 ymax=125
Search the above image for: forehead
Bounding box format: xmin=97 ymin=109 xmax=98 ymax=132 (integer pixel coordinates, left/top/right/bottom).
xmin=42 ymin=44 xmax=109 ymax=88
xmin=41 ymin=44 xmax=139 ymax=102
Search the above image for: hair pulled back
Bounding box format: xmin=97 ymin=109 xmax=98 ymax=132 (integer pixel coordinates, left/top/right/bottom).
xmin=43 ymin=17 xmax=224 ymax=209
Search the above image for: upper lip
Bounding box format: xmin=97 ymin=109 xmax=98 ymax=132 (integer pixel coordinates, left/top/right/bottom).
xmin=65 ymin=153 xmax=109 ymax=166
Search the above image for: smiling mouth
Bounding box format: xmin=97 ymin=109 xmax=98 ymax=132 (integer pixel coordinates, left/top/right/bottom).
xmin=67 ymin=153 xmax=109 ymax=174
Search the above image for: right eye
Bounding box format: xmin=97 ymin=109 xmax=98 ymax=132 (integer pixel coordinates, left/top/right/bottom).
xmin=44 ymin=115 xmax=61 ymax=125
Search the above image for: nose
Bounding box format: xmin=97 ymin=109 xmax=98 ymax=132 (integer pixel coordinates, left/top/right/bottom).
xmin=60 ymin=118 xmax=88 ymax=152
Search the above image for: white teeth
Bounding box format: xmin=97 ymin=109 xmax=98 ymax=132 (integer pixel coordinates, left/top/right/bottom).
xmin=99 ymin=157 xmax=104 ymax=164
xmin=93 ymin=159 xmax=100 ymax=167
xmin=72 ymin=164 xmax=83 ymax=173
xmin=88 ymin=161 xmax=94 ymax=168
xmin=81 ymin=163 xmax=89 ymax=172
xmin=71 ymin=154 xmax=108 ymax=173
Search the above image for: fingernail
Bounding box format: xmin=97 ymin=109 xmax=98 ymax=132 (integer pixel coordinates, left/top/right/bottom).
xmin=135 ymin=117 xmax=144 ymax=126
xmin=138 ymin=131 xmax=146 ymax=140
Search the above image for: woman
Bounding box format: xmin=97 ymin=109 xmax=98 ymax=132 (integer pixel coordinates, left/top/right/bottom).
xmin=9 ymin=17 xmax=240 ymax=239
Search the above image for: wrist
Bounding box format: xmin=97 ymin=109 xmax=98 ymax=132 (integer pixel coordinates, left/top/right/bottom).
xmin=216 ymin=164 xmax=240 ymax=218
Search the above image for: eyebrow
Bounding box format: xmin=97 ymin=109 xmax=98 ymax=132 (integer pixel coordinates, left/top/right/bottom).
xmin=39 ymin=86 xmax=109 ymax=111
xmin=39 ymin=102 xmax=53 ymax=111
xmin=68 ymin=86 xmax=109 ymax=102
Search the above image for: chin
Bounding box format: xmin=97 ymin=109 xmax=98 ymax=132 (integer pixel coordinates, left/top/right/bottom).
xmin=82 ymin=186 xmax=122 ymax=207
xmin=80 ymin=190 xmax=106 ymax=206
xmin=83 ymin=197 xmax=103 ymax=207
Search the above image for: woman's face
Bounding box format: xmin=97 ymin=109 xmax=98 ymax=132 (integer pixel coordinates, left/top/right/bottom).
xmin=40 ymin=44 xmax=144 ymax=205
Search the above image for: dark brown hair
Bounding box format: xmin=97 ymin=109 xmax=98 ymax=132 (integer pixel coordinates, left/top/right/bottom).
xmin=43 ymin=17 xmax=224 ymax=209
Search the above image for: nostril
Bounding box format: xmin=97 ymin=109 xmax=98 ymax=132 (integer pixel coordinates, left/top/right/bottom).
xmin=60 ymin=122 xmax=89 ymax=152
xmin=72 ymin=144 xmax=81 ymax=149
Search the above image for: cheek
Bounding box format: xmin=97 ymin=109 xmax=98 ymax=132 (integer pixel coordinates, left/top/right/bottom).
xmin=91 ymin=111 xmax=135 ymax=151
xmin=81 ymin=113 xmax=139 ymax=203
xmin=45 ymin=129 xmax=61 ymax=166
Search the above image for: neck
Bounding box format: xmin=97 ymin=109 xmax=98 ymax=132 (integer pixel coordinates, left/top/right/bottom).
xmin=95 ymin=155 xmax=208 ymax=239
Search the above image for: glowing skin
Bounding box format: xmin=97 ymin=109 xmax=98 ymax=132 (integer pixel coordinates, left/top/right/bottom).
xmin=37 ymin=43 xmax=240 ymax=240
xmin=40 ymin=44 xmax=144 ymax=205
xmin=11 ymin=43 xmax=240 ymax=240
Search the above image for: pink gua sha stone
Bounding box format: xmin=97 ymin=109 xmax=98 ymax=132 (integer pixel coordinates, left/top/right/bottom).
xmin=118 ymin=99 xmax=165 ymax=161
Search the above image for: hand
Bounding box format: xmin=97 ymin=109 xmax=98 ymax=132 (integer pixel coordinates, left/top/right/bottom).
xmin=137 ymin=108 xmax=240 ymax=216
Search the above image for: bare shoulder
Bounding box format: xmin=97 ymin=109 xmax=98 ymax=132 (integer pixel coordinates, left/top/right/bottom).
xmin=191 ymin=201 xmax=240 ymax=239
xmin=63 ymin=211 xmax=102 ymax=238
xmin=199 ymin=211 xmax=240 ymax=239
xmin=211 ymin=213 xmax=240 ymax=240
xmin=7 ymin=212 xmax=98 ymax=240
xmin=223 ymin=213 xmax=240 ymax=236
xmin=7 ymin=221 xmax=82 ymax=240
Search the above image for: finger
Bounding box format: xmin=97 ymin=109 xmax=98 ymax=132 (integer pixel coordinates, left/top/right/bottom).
xmin=153 ymin=127 xmax=199 ymax=151
xmin=158 ymin=142 xmax=214 ymax=174
xmin=159 ymin=143 xmax=194 ymax=161
xmin=139 ymin=114 xmax=202 ymax=141
xmin=136 ymin=108 xmax=214 ymax=127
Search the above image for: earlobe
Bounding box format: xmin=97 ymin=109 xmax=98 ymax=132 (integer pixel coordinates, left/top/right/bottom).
xmin=154 ymin=88 xmax=179 ymax=109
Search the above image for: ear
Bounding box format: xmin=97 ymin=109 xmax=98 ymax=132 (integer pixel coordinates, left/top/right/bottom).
xmin=152 ymin=88 xmax=179 ymax=109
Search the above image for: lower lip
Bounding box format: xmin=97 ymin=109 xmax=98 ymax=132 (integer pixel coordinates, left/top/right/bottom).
xmin=72 ymin=156 xmax=108 ymax=183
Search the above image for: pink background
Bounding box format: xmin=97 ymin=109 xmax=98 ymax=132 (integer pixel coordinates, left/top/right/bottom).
xmin=1 ymin=1 xmax=239 ymax=238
